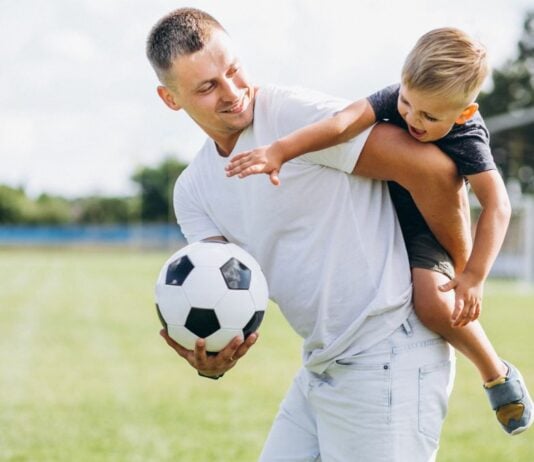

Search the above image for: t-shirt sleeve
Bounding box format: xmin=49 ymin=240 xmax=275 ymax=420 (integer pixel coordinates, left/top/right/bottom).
xmin=435 ymin=116 xmax=496 ymax=176
xmin=367 ymin=84 xmax=401 ymax=121
xmin=173 ymin=171 xmax=222 ymax=243
xmin=269 ymin=86 xmax=373 ymax=174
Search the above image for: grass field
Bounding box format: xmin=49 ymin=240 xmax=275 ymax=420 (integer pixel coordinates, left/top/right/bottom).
xmin=0 ymin=248 xmax=533 ymax=461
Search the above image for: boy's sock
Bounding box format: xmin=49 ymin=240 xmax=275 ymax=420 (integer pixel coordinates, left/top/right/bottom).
xmin=484 ymin=375 xmax=506 ymax=389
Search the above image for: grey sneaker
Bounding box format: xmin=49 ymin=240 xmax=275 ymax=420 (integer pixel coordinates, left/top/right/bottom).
xmin=484 ymin=361 xmax=534 ymax=435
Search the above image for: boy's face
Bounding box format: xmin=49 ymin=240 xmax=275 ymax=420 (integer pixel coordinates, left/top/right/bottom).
xmin=397 ymin=85 xmax=477 ymax=142
xmin=156 ymin=29 xmax=255 ymax=144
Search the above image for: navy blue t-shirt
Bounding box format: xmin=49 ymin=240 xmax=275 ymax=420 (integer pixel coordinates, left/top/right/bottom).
xmin=367 ymin=83 xmax=496 ymax=242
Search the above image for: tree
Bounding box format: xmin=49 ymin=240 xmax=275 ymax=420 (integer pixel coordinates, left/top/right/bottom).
xmin=0 ymin=185 xmax=33 ymax=224
xmin=478 ymin=11 xmax=534 ymax=117
xmin=131 ymin=157 xmax=188 ymax=222
xmin=32 ymin=194 xmax=72 ymax=224
xmin=478 ymin=10 xmax=534 ymax=192
xmin=74 ymin=196 xmax=139 ymax=224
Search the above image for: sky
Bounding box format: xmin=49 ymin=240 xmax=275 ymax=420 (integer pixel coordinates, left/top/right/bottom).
xmin=1 ymin=0 xmax=532 ymax=198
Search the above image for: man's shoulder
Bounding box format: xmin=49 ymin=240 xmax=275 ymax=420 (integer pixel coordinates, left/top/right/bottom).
xmin=257 ymin=84 xmax=349 ymax=108
xmin=176 ymin=140 xmax=214 ymax=185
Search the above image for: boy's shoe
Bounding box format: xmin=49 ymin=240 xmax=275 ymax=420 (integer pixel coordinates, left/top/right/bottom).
xmin=484 ymin=360 xmax=534 ymax=435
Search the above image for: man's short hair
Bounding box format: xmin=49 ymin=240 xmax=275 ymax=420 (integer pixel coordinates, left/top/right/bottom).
xmin=401 ymin=27 xmax=489 ymax=107
xmin=146 ymin=8 xmax=225 ymax=81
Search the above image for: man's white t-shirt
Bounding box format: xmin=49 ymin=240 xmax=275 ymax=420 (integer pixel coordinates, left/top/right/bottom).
xmin=174 ymin=85 xmax=413 ymax=373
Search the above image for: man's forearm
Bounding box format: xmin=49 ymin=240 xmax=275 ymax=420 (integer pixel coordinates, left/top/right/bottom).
xmin=353 ymin=123 xmax=472 ymax=271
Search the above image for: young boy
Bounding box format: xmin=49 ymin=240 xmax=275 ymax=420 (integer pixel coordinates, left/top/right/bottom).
xmin=225 ymin=27 xmax=533 ymax=435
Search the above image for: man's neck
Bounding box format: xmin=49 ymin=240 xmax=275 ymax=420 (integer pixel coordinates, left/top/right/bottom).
xmin=213 ymin=132 xmax=242 ymax=157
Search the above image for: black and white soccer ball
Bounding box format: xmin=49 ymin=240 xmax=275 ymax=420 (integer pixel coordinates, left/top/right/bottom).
xmin=155 ymin=241 xmax=269 ymax=353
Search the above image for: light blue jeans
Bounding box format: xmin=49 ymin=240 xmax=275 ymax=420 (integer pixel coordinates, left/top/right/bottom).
xmin=259 ymin=312 xmax=455 ymax=462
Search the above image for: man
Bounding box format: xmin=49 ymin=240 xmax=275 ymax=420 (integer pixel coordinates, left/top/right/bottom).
xmin=146 ymin=8 xmax=470 ymax=461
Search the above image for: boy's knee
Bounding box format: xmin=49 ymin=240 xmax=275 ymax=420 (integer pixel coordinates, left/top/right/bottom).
xmin=414 ymin=291 xmax=454 ymax=332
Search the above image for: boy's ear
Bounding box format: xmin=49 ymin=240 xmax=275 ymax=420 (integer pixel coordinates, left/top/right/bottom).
xmin=157 ymin=86 xmax=182 ymax=111
xmin=455 ymin=103 xmax=478 ymax=125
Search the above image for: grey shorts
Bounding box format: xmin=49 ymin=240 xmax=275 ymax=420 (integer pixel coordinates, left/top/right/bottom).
xmin=406 ymin=233 xmax=455 ymax=280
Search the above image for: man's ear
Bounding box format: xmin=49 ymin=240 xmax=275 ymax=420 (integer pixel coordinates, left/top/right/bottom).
xmin=157 ymin=86 xmax=182 ymax=111
xmin=455 ymin=103 xmax=478 ymax=125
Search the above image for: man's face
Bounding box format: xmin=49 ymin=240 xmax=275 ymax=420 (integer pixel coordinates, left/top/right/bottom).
xmin=397 ymin=85 xmax=470 ymax=142
xmin=158 ymin=30 xmax=255 ymax=146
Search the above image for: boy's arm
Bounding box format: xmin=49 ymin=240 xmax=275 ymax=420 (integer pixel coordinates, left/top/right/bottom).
xmin=226 ymin=98 xmax=376 ymax=184
xmin=440 ymin=170 xmax=511 ymax=325
xmin=354 ymin=123 xmax=472 ymax=270
xmin=275 ymin=98 xmax=376 ymax=157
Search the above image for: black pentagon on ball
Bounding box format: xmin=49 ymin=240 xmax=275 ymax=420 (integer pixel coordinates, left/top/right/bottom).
xmin=220 ymin=258 xmax=251 ymax=290
xmin=243 ymin=311 xmax=265 ymax=338
xmin=166 ymin=255 xmax=194 ymax=286
xmin=185 ymin=307 xmax=221 ymax=338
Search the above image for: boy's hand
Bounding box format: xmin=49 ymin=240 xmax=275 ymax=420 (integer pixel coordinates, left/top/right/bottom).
xmin=160 ymin=329 xmax=258 ymax=378
xmin=438 ymin=271 xmax=484 ymax=327
xmin=225 ymin=144 xmax=284 ymax=186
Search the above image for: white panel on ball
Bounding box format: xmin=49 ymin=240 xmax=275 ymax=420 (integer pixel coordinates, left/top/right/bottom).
xmin=215 ymin=290 xmax=256 ymax=327
xmin=155 ymin=285 xmax=191 ymax=325
xmin=167 ymin=324 xmax=199 ymax=350
xmin=186 ymin=241 xmax=232 ymax=267
xmin=249 ymin=272 xmax=269 ymax=311
xmin=205 ymin=328 xmax=244 ymax=352
xmin=182 ymin=267 xmax=228 ymax=307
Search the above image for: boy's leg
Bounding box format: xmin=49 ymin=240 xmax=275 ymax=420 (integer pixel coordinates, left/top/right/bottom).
xmin=411 ymin=239 xmax=533 ymax=435
xmin=412 ymin=267 xmax=505 ymax=382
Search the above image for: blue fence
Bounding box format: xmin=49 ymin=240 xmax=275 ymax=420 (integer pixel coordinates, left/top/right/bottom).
xmin=0 ymin=224 xmax=186 ymax=248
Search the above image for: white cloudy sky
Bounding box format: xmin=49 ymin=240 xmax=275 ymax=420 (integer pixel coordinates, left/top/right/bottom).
xmin=1 ymin=0 xmax=532 ymax=197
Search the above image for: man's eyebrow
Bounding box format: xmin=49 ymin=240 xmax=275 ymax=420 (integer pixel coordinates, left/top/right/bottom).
xmin=194 ymin=78 xmax=215 ymax=90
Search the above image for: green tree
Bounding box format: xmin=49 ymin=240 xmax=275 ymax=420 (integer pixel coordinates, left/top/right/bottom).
xmin=478 ymin=10 xmax=534 ymax=191
xmin=32 ymin=194 xmax=72 ymax=224
xmin=0 ymin=185 xmax=36 ymax=224
xmin=478 ymin=11 xmax=534 ymax=117
xmin=75 ymin=196 xmax=140 ymax=224
xmin=131 ymin=157 xmax=187 ymax=222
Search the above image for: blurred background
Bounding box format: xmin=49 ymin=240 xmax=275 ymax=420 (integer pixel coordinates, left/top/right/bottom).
xmin=1 ymin=0 xmax=533 ymax=280
xmin=1 ymin=1 xmax=534 ymax=461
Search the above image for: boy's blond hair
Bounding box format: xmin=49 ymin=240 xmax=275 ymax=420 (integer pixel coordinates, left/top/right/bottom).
xmin=402 ymin=27 xmax=489 ymax=108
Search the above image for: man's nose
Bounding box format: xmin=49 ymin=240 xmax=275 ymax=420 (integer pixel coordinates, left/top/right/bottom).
xmin=220 ymin=78 xmax=240 ymax=101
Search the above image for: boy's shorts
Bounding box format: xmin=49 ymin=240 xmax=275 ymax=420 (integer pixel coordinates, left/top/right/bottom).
xmin=406 ymin=232 xmax=455 ymax=280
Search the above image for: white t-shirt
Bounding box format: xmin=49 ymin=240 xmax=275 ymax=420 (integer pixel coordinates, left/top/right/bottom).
xmin=174 ymin=85 xmax=413 ymax=373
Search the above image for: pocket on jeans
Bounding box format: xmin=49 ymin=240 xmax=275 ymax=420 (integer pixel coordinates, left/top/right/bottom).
xmin=334 ymin=356 xmax=392 ymax=422
xmin=418 ymin=359 xmax=452 ymax=442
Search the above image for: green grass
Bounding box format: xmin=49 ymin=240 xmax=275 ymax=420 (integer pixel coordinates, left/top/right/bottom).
xmin=0 ymin=248 xmax=532 ymax=461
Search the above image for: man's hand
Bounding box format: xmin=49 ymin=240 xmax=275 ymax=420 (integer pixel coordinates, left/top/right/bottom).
xmin=439 ymin=271 xmax=484 ymax=327
xmin=160 ymin=329 xmax=259 ymax=378
xmin=226 ymin=144 xmax=284 ymax=186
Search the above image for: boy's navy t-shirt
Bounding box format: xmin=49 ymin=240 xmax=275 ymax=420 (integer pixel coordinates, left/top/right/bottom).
xmin=367 ymin=83 xmax=496 ymax=243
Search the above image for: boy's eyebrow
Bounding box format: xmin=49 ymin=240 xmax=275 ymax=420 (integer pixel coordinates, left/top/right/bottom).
xmin=399 ymin=94 xmax=410 ymax=105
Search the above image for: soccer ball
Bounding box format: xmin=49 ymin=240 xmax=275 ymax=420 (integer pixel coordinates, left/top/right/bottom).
xmin=155 ymin=241 xmax=269 ymax=353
